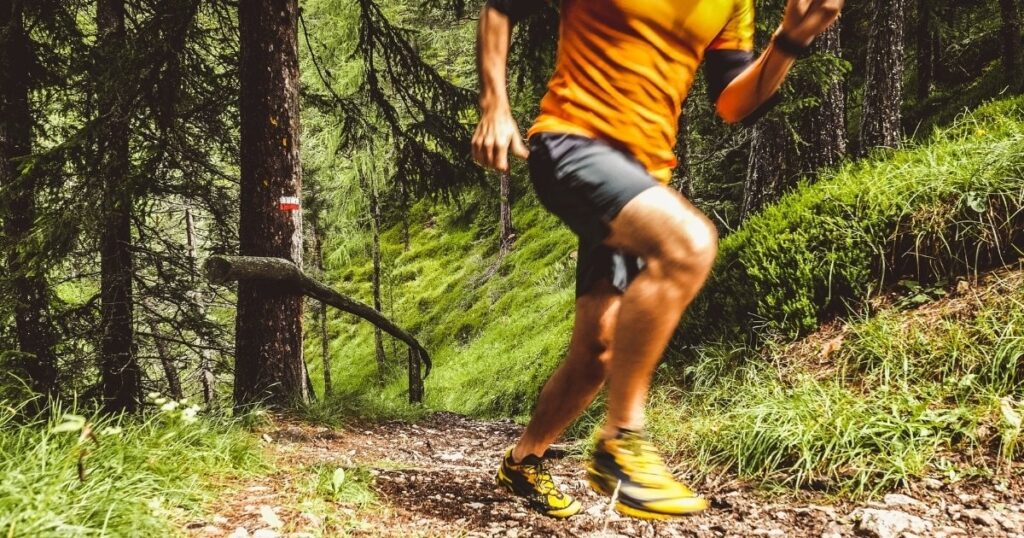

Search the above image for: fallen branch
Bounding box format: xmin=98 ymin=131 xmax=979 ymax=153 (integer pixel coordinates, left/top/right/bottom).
xmin=204 ymin=255 xmax=431 ymax=386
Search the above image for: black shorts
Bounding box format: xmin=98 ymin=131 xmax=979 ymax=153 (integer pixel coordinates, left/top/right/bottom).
xmin=527 ymin=133 xmax=659 ymax=297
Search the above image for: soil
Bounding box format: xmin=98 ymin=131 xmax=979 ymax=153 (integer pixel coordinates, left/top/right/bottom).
xmin=185 ymin=412 xmax=1024 ymax=538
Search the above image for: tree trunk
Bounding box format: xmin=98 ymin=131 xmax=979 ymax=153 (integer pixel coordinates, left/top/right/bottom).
xmin=148 ymin=320 xmax=183 ymax=400
xmin=185 ymin=206 xmax=215 ymax=405
xmin=999 ymin=0 xmax=1023 ymax=92
xmin=861 ymin=0 xmax=906 ymax=152
xmin=308 ymin=214 xmax=332 ymax=397
xmin=234 ymin=0 xmax=307 ymax=409
xmin=370 ymin=187 xmax=387 ymax=377
xmin=671 ymin=112 xmax=693 ymax=197
xmin=742 ymin=118 xmax=787 ymax=220
xmin=804 ymin=23 xmax=847 ymax=177
xmin=0 ymin=0 xmax=59 ymax=401
xmin=98 ymin=0 xmax=139 ymax=413
xmin=915 ymin=0 xmax=936 ymax=101
xmin=499 ymin=172 xmax=515 ymax=253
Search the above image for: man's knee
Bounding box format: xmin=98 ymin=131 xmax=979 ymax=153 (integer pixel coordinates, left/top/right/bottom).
xmin=648 ymin=210 xmax=718 ymax=283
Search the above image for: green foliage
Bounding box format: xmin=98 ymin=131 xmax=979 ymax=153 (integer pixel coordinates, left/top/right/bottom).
xmin=590 ymin=269 xmax=1024 ymax=494
xmin=682 ymin=97 xmax=1024 ymax=344
xmin=0 ymin=399 xmax=264 ymax=537
xmin=308 ymin=186 xmax=577 ymax=420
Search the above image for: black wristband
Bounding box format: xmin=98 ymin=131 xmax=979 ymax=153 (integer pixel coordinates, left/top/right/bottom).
xmin=773 ymin=32 xmax=812 ymax=57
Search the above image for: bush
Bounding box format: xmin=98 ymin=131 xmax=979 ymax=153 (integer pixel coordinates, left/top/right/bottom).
xmin=682 ymin=97 xmax=1024 ymax=345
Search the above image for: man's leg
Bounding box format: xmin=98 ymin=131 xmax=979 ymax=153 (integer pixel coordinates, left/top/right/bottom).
xmin=511 ymin=279 xmax=620 ymax=462
xmin=600 ymin=185 xmax=718 ymax=438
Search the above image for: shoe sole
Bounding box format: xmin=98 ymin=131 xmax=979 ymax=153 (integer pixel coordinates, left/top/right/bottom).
xmin=587 ymin=475 xmax=709 ymax=520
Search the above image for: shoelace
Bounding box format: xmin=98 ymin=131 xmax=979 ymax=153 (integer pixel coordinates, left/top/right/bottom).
xmin=619 ymin=436 xmax=681 ymax=488
xmin=521 ymin=460 xmax=564 ymax=499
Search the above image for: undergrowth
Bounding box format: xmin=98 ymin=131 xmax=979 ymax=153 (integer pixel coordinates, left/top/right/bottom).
xmin=0 ymin=398 xmax=264 ymax=537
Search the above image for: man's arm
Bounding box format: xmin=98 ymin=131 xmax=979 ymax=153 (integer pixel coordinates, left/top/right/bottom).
xmin=716 ymin=0 xmax=844 ymax=124
xmin=471 ymin=1 xmax=541 ymax=172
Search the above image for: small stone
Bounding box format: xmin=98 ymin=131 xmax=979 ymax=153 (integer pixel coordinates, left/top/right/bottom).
xmin=227 ymin=528 xmax=250 ymax=538
xmin=883 ymin=493 xmax=923 ymax=507
xmin=213 ymin=515 xmax=230 ymax=525
xmin=252 ymin=529 xmax=280 ymax=538
xmin=923 ymin=478 xmax=944 ymax=490
xmin=932 ymin=525 xmax=968 ymax=538
xmin=851 ymin=508 xmax=931 ymax=538
xmin=200 ymin=526 xmax=224 ymax=536
xmin=963 ymin=509 xmax=997 ymax=527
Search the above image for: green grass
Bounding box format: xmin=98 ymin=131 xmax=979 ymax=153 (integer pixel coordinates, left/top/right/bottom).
xmin=306 ymin=189 xmax=577 ymax=419
xmin=634 ymin=268 xmax=1024 ymax=494
xmin=684 ymin=96 xmax=1024 ymax=344
xmin=0 ymin=398 xmax=264 ymax=537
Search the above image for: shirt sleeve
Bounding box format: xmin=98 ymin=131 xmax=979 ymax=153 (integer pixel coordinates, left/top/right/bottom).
xmin=486 ymin=0 xmax=548 ymax=24
xmin=707 ymin=0 xmax=755 ymax=52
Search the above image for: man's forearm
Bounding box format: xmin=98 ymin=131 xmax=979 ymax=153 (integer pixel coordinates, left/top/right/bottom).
xmin=478 ymin=5 xmax=513 ymax=113
xmin=716 ymin=31 xmax=798 ymax=124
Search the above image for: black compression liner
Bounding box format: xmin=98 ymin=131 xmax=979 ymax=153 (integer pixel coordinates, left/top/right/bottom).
xmin=704 ymin=49 xmax=755 ymax=106
xmin=486 ymin=0 xmax=546 ymax=23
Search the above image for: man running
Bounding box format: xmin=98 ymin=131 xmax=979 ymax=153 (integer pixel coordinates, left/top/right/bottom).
xmin=472 ymin=0 xmax=843 ymax=520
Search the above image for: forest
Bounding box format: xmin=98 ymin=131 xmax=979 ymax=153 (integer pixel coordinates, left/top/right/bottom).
xmin=1 ymin=0 xmax=1023 ymax=536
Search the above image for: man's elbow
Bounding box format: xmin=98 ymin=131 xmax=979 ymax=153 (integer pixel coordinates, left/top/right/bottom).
xmin=715 ymin=101 xmax=747 ymax=125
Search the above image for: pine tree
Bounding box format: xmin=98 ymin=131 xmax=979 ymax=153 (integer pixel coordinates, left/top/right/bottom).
xmin=0 ymin=0 xmax=59 ymax=401
xmin=234 ymin=0 xmax=308 ymax=408
xmin=97 ymin=0 xmax=139 ymax=413
xmin=861 ymin=0 xmax=906 ymax=151
xmin=803 ymin=22 xmax=847 ymax=176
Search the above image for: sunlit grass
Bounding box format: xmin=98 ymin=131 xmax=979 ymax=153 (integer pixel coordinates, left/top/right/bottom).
xmin=0 ymin=398 xmax=265 ymax=537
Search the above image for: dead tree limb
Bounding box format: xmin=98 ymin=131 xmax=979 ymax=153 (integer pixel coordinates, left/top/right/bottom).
xmin=203 ymin=255 xmax=430 ymax=399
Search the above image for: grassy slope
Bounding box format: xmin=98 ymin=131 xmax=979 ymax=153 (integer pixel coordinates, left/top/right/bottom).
xmin=315 ymin=97 xmax=1024 ymax=425
xmin=308 ymin=195 xmax=577 ymax=419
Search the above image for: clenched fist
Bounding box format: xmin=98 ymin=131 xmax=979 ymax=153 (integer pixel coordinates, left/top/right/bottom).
xmin=472 ymin=108 xmax=529 ymax=173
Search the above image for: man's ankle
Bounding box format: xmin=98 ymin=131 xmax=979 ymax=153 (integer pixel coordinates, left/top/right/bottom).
xmin=600 ymin=423 xmax=643 ymax=441
xmin=510 ymin=445 xmax=542 ymax=464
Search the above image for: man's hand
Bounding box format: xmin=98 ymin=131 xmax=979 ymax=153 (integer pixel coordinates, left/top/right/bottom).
xmin=472 ymin=109 xmax=529 ymax=173
xmin=781 ymin=0 xmax=844 ymax=46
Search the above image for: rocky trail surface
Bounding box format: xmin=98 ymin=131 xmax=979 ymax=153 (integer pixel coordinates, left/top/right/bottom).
xmin=184 ymin=413 xmax=1024 ymax=537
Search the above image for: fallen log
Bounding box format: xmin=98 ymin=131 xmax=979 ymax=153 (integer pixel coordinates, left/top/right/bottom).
xmin=204 ymin=255 xmax=430 ymax=400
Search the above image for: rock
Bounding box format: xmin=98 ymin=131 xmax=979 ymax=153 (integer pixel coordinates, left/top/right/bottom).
xmin=883 ymin=494 xmax=923 ymax=508
xmin=200 ymin=526 xmax=224 ymax=536
xmin=227 ymin=528 xmax=250 ymax=538
xmin=213 ymin=515 xmax=230 ymax=525
xmin=259 ymin=506 xmax=284 ymax=529
xmin=851 ymin=508 xmax=931 ymax=538
xmin=251 ymin=530 xmax=279 ymax=538
xmin=932 ymin=526 xmax=968 ymax=538
xmin=922 ymin=478 xmax=944 ymax=490
xmin=963 ymin=509 xmax=997 ymax=527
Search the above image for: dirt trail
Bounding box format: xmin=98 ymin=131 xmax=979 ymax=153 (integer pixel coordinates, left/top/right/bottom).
xmin=186 ymin=413 xmax=1024 ymax=537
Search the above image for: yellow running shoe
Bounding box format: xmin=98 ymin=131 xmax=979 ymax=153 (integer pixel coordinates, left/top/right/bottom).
xmin=587 ymin=430 xmax=709 ymax=520
xmin=496 ymin=448 xmax=582 ymax=518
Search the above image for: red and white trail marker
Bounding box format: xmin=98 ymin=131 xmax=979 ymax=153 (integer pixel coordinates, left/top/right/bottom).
xmin=279 ymin=196 xmax=300 ymax=211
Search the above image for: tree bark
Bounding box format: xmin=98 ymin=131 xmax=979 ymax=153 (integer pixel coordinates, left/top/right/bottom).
xmin=671 ymin=113 xmax=693 ymax=197
xmin=999 ymin=0 xmax=1023 ymax=92
xmin=235 ymin=0 xmax=307 ymax=409
xmin=498 ymin=172 xmax=515 ymax=253
xmin=742 ymin=118 xmax=787 ymax=220
xmin=804 ymin=23 xmax=847 ymax=177
xmin=0 ymin=0 xmax=59 ymax=401
xmin=861 ymin=0 xmax=906 ymax=152
xmin=185 ymin=206 xmax=215 ymax=405
xmin=97 ymin=0 xmax=139 ymax=413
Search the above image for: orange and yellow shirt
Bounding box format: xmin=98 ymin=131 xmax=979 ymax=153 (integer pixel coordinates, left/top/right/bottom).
xmin=517 ymin=0 xmax=756 ymax=183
